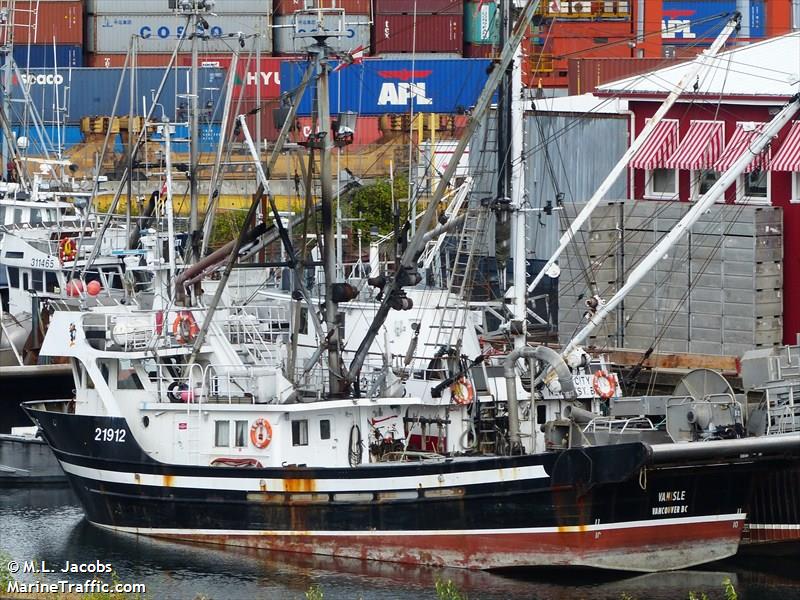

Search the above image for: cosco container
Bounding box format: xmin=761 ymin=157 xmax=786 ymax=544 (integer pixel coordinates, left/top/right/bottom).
xmin=274 ymin=0 xmax=371 ymax=15
xmin=280 ymin=58 xmax=492 ymax=115
xmin=8 ymin=67 xmax=227 ymax=125
xmin=4 ymin=45 xmax=83 ymax=69
xmin=373 ymin=14 xmax=462 ymax=54
xmin=85 ymin=53 xmax=191 ymax=68
xmin=87 ymin=0 xmax=268 ymax=14
xmin=4 ymin=1 xmax=83 ymax=45
xmin=273 ymin=14 xmax=370 ymax=54
xmin=662 ymin=0 xmax=764 ymax=41
xmin=464 ymin=1 xmax=498 ymax=45
xmin=374 ymin=0 xmax=463 ymax=15
xmin=86 ymin=14 xmax=271 ymax=53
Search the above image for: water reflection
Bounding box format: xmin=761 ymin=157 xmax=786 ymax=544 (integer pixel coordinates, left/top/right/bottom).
xmin=1 ymin=485 xmax=799 ymax=600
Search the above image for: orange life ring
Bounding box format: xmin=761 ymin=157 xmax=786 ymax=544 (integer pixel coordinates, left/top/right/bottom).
xmin=250 ymin=418 xmax=273 ymax=449
xmin=592 ymin=370 xmax=617 ymax=399
xmin=59 ymin=237 xmax=76 ymax=262
xmin=451 ymin=376 xmax=475 ymax=406
xmin=172 ymin=311 xmax=199 ymax=344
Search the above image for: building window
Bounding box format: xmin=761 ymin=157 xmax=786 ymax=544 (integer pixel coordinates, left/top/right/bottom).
xmin=292 ymin=420 xmax=309 ymax=446
xmin=234 ymin=420 xmax=248 ymax=448
xmin=214 ymin=421 xmax=230 ymax=447
xmin=692 ymin=169 xmax=721 ymax=200
xmin=320 ymin=419 xmax=331 ymax=440
xmin=737 ymin=170 xmax=770 ymax=204
xmin=645 ymin=168 xmax=678 ymax=198
xmin=792 ymin=173 xmax=800 ymax=204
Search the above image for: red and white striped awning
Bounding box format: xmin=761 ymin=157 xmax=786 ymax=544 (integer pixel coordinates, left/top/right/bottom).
xmin=713 ymin=122 xmax=770 ymax=173
xmin=771 ymin=121 xmax=800 ymax=171
xmin=664 ymin=121 xmax=724 ymax=170
xmin=629 ymin=119 xmax=679 ymax=170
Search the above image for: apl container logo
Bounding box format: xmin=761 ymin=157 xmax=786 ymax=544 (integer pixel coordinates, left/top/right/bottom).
xmin=662 ymin=9 xmax=697 ymax=39
xmin=377 ymin=69 xmax=433 ymax=106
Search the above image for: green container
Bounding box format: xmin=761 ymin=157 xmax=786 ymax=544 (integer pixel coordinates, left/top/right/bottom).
xmin=464 ymin=2 xmax=499 ymax=45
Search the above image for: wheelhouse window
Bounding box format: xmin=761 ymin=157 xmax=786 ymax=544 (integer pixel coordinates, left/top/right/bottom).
xmin=645 ymin=168 xmax=678 ymax=198
xmin=7 ymin=267 xmax=18 ymax=288
xmin=234 ymin=420 xmax=248 ymax=448
xmin=292 ymin=420 xmax=309 ymax=446
xmin=319 ymin=419 xmax=331 ymax=440
xmin=214 ymin=421 xmax=230 ymax=447
xmin=45 ymin=271 xmax=59 ymax=293
xmin=30 ymin=209 xmax=42 ymax=225
xmin=31 ymin=269 xmax=44 ymax=292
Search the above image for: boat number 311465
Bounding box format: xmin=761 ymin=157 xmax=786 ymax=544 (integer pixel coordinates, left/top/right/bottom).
xmin=94 ymin=428 xmax=126 ymax=443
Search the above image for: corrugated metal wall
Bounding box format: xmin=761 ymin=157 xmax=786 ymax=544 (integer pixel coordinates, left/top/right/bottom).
xmin=524 ymin=110 xmax=628 ymax=259
xmin=467 ymin=108 xmax=627 ymax=260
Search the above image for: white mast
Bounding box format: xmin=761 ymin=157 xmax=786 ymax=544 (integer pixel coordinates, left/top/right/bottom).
xmin=527 ymin=12 xmax=742 ymax=296
xmin=562 ymin=95 xmax=800 ymax=357
xmin=510 ymin=43 xmax=526 ymax=350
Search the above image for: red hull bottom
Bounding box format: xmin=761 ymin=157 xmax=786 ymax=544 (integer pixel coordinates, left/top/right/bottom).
xmin=746 ymin=524 xmax=800 ymax=545
xmin=97 ymin=516 xmax=745 ymax=572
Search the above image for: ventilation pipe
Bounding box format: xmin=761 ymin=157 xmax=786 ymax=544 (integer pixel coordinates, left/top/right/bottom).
xmin=504 ymin=346 xmax=575 ymax=448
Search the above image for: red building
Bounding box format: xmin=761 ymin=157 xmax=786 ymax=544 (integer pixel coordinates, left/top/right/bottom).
xmin=595 ymin=33 xmax=800 ymax=345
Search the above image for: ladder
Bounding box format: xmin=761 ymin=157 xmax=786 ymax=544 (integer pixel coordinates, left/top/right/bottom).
xmin=423 ymin=199 xmax=489 ymax=355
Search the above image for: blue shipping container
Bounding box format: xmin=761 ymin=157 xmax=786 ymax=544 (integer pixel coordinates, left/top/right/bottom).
xmin=662 ymin=0 xmax=764 ymax=41
xmin=150 ymin=123 xmax=223 ymax=153
xmin=11 ymin=125 xmax=85 ymax=153
xmin=280 ymin=59 xmax=493 ymax=116
xmin=9 ymin=67 xmax=228 ymax=126
xmin=2 ymin=45 xmax=83 ymax=69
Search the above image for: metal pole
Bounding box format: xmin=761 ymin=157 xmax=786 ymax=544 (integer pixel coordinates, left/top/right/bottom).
xmin=189 ymin=11 xmax=200 ymax=263
xmin=316 ymin=48 xmax=346 ymax=397
xmin=527 ymin=12 xmax=742 ymax=295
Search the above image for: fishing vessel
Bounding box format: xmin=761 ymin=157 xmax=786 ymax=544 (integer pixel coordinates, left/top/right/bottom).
xmin=21 ymin=1 xmax=800 ymax=573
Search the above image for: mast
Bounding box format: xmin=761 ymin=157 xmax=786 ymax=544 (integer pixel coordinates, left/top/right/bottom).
xmin=562 ymin=94 xmax=800 ymax=358
xmin=347 ymin=0 xmax=543 ymax=389
xmin=510 ymin=43 xmax=526 ymax=350
xmin=313 ymin=41 xmax=347 ymax=396
xmin=527 ymin=12 xmax=742 ymax=296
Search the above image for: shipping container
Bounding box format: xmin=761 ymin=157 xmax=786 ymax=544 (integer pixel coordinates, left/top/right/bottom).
xmin=567 ymin=57 xmax=687 ymax=95
xmin=662 ymin=0 xmax=764 ymax=42
xmin=464 ymin=1 xmax=498 ymax=45
xmin=150 ymin=122 xmax=223 ymax=153
xmin=85 ymin=14 xmax=271 ymax=54
xmin=87 ymin=0 xmax=268 ymax=13
xmin=463 ymin=43 xmax=497 ymax=58
xmin=4 ymin=45 xmax=82 ymax=69
xmin=374 ymin=0 xmax=463 ymax=15
xmin=179 ymin=55 xmax=284 ymax=100
xmin=8 ymin=67 xmax=227 ymax=125
xmin=11 ymin=125 xmax=84 ymax=152
xmin=1 ymin=1 xmax=83 ymax=45
xmin=273 ymin=14 xmax=370 ymax=54
xmin=281 ymin=58 xmax=492 ymax=115
xmin=274 ymin=0 xmax=371 ymax=15
xmin=85 ymin=53 xmax=192 ymax=68
xmin=373 ymin=14 xmax=462 ymax=54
